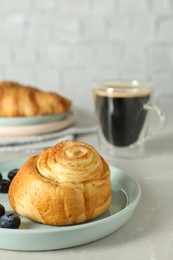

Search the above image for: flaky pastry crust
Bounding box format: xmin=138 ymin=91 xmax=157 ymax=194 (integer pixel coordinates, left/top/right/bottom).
xmin=8 ymin=140 xmax=111 ymax=226
xmin=0 ymin=81 xmax=71 ymax=117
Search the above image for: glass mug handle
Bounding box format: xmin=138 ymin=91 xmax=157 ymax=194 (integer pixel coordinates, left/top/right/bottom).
xmin=137 ymin=104 xmax=166 ymax=145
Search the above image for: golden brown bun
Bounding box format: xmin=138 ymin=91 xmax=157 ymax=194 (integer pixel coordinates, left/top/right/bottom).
xmin=8 ymin=140 xmax=111 ymax=226
xmin=0 ymin=81 xmax=71 ymax=117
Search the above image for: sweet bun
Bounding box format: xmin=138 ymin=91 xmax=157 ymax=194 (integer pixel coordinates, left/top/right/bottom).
xmin=0 ymin=81 xmax=71 ymax=117
xmin=8 ymin=140 xmax=111 ymax=226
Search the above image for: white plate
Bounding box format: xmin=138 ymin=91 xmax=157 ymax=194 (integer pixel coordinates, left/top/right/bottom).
xmin=0 ymin=112 xmax=69 ymax=126
xmin=0 ymin=111 xmax=75 ymax=137
xmin=0 ymin=158 xmax=141 ymax=251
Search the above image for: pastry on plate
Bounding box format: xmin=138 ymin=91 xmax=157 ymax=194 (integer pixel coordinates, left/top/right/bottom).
xmin=8 ymin=140 xmax=111 ymax=226
xmin=0 ymin=81 xmax=71 ymax=117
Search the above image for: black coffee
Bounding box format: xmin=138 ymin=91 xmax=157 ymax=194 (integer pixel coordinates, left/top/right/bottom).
xmin=95 ymin=89 xmax=151 ymax=147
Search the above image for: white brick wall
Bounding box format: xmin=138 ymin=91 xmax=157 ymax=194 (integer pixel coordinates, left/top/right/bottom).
xmin=0 ymin=0 xmax=172 ymax=112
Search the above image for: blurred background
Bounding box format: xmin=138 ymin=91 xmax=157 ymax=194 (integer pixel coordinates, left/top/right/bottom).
xmin=0 ymin=0 xmax=172 ymax=113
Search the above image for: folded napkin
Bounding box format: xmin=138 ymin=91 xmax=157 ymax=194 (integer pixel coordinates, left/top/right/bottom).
xmin=0 ymin=126 xmax=97 ymax=153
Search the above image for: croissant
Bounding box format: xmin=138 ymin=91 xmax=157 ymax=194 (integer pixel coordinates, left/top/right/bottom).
xmin=0 ymin=81 xmax=71 ymax=117
xmin=8 ymin=140 xmax=111 ymax=226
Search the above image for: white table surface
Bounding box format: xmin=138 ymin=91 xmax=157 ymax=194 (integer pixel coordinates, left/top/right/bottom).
xmin=0 ymin=103 xmax=172 ymax=260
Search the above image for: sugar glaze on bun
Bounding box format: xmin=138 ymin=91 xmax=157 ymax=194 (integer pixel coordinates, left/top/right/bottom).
xmin=8 ymin=140 xmax=111 ymax=226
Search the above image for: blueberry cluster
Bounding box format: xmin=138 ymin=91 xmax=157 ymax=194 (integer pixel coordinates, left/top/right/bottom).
xmin=0 ymin=168 xmax=21 ymax=228
xmin=0 ymin=168 xmax=19 ymax=193
xmin=0 ymin=203 xmax=21 ymax=229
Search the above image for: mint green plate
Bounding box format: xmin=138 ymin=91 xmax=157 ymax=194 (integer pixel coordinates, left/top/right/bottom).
xmin=0 ymin=158 xmax=141 ymax=251
xmin=0 ymin=112 xmax=68 ymax=126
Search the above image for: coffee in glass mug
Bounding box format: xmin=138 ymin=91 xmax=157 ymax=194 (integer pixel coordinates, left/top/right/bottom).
xmin=94 ymin=80 xmax=166 ymax=158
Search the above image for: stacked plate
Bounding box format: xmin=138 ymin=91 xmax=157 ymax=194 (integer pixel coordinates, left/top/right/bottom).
xmin=0 ymin=110 xmax=75 ymax=137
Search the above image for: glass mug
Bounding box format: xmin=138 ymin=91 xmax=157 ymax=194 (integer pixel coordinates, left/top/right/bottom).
xmin=93 ymin=80 xmax=166 ymax=159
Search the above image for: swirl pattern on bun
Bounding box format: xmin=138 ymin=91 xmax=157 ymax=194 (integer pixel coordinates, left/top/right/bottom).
xmin=8 ymin=140 xmax=111 ymax=226
xmin=37 ymin=140 xmax=105 ymax=183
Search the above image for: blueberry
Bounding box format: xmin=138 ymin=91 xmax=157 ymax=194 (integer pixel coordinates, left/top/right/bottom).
xmin=8 ymin=168 xmax=19 ymax=181
xmin=0 ymin=179 xmax=11 ymax=193
xmin=0 ymin=204 xmax=5 ymax=217
xmin=0 ymin=213 xmax=21 ymax=229
xmin=0 ymin=173 xmax=2 ymax=181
